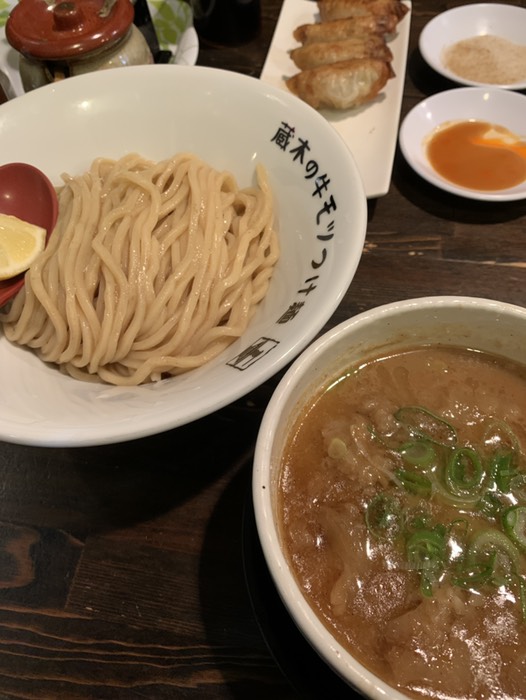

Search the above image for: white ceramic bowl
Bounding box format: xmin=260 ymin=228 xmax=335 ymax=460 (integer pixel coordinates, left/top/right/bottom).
xmin=399 ymin=86 xmax=526 ymax=201
xmin=419 ymin=3 xmax=526 ymax=89
xmin=253 ymin=295 xmax=526 ymax=699
xmin=0 ymin=64 xmax=367 ymax=447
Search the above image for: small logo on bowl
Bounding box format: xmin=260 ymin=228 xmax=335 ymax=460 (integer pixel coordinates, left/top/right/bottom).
xmin=227 ymin=337 xmax=279 ymax=370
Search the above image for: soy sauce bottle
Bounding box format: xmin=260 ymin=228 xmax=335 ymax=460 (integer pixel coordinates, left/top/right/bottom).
xmin=191 ymin=0 xmax=261 ymax=47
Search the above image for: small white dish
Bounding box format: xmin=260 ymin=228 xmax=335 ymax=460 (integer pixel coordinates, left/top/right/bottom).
xmin=0 ymin=64 xmax=367 ymax=447
xmin=419 ymin=3 xmax=526 ymax=89
xmin=399 ymin=87 xmax=526 ymax=201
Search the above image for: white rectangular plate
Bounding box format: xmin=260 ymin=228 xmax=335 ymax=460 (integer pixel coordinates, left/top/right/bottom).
xmin=260 ymin=0 xmax=412 ymax=199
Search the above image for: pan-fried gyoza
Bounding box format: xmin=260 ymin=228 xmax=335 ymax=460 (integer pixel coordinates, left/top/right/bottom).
xmin=286 ymin=58 xmax=394 ymax=110
xmin=290 ymin=34 xmax=393 ymax=70
xmin=287 ymin=0 xmax=408 ymax=112
xmin=317 ymin=0 xmax=409 ymax=23
xmin=293 ymin=14 xmax=400 ymax=43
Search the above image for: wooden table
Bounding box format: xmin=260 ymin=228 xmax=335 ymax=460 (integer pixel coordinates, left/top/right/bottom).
xmin=1 ymin=1 xmax=526 ymax=698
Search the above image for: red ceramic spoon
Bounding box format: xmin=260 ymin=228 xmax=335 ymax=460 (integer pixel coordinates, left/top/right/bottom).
xmin=0 ymin=162 xmax=59 ymax=308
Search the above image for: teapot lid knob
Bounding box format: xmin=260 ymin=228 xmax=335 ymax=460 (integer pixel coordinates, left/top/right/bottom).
xmin=53 ymin=2 xmax=85 ymax=31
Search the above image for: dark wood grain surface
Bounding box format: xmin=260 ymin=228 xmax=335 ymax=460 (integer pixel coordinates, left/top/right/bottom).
xmin=1 ymin=1 xmax=526 ymax=698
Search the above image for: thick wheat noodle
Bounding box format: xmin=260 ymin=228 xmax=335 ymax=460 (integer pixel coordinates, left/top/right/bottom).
xmin=0 ymin=153 xmax=279 ymax=385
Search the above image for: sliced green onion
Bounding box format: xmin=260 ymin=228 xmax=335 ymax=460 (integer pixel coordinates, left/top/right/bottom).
xmin=398 ymin=440 xmax=436 ymax=468
xmin=394 ymin=406 xmax=457 ymax=446
xmin=477 ymin=491 xmax=504 ymax=519
xmin=395 ymin=469 xmax=432 ymax=497
xmin=502 ymin=506 xmax=526 ymax=551
xmin=432 ymin=476 xmax=482 ymax=509
xmin=454 ymin=530 xmax=522 ymax=595
xmin=453 ymin=556 xmax=496 ymax=589
xmin=406 ymin=526 xmax=448 ymax=597
xmin=491 ymin=451 xmax=519 ymax=494
xmin=419 ymin=571 xmax=436 ymax=597
xmin=365 ymin=493 xmax=402 ymax=540
xmin=445 ymin=447 xmax=485 ymax=497
xmin=406 ymin=525 xmax=446 ymax=571
xmin=466 ymin=529 xmax=522 ymax=579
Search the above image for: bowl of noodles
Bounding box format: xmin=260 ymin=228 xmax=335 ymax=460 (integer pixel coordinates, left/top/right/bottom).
xmin=253 ymin=295 xmax=526 ymax=700
xmin=0 ymin=64 xmax=367 ymax=447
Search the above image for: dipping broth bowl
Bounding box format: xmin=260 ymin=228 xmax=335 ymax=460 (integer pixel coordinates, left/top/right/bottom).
xmin=253 ymin=295 xmax=526 ymax=699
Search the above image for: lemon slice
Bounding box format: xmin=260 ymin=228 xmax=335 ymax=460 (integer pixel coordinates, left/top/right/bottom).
xmin=0 ymin=213 xmax=46 ymax=281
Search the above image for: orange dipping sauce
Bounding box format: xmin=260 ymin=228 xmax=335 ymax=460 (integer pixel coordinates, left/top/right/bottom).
xmin=426 ymin=120 xmax=526 ymax=191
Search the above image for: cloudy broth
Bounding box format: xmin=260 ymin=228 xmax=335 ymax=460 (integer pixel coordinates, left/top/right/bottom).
xmin=279 ymin=345 xmax=526 ymax=699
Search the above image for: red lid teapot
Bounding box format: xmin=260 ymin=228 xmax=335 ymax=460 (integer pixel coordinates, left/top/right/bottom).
xmin=6 ymin=0 xmax=153 ymax=91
